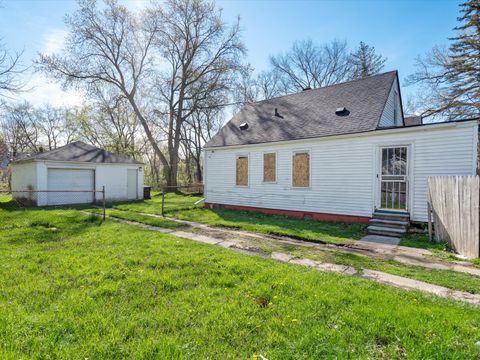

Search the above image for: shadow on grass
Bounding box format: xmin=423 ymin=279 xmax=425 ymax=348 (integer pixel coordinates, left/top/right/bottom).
xmin=399 ymin=232 xmax=447 ymax=251
xmin=172 ymin=207 xmax=367 ymax=244
xmin=0 ymin=199 xmax=104 ymax=244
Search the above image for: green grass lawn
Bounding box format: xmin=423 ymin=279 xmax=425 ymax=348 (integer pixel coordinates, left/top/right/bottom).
xmin=114 ymin=193 xmax=470 ymax=263
xmin=83 ymin=206 xmax=480 ymax=295
xmin=263 ymin=241 xmax=480 ymax=294
xmin=88 ymin=208 xmax=187 ymax=229
xmin=113 ymin=191 xmax=204 ymax=214
xmin=1 ymin=201 xmax=480 ymax=358
xmin=113 ymin=193 xmax=364 ymax=245
xmin=400 ymin=232 xmax=446 ymax=251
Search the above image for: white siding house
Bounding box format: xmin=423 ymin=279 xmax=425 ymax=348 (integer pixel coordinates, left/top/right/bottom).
xmin=10 ymin=141 xmax=144 ymax=206
xmin=203 ymin=71 xmax=479 ymax=224
xmin=204 ymin=121 xmax=478 ymax=223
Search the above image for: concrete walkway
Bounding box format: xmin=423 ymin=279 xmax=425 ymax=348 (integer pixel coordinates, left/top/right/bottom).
xmin=144 ymin=212 xmax=480 ymax=278
xmin=90 ymin=211 xmax=480 ymax=305
xmin=359 ymin=234 xmax=400 ymax=246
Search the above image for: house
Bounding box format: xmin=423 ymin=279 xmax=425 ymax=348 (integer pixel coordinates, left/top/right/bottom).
xmin=203 ymin=71 xmax=478 ymax=234
xmin=10 ymin=141 xmax=144 ymax=206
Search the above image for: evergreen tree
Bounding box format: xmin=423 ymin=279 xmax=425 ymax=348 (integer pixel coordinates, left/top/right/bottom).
xmin=350 ymin=42 xmax=387 ymax=79
xmin=446 ymin=0 xmax=480 ymax=115
xmin=408 ymin=0 xmax=480 ymax=119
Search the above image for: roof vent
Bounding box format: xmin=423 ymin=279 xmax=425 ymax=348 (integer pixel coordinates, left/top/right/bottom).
xmin=239 ymin=122 xmax=249 ymax=130
xmin=303 ymin=86 xmax=312 ymax=91
xmin=274 ymin=108 xmax=284 ymax=118
xmin=335 ymin=107 xmax=350 ymax=116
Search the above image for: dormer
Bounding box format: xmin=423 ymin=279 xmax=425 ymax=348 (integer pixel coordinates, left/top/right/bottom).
xmin=378 ymin=73 xmax=404 ymax=128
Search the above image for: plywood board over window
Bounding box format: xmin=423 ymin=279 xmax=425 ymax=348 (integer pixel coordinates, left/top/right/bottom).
xmin=292 ymin=152 xmax=310 ymax=187
xmin=263 ymin=152 xmax=276 ymax=182
xmin=236 ymin=156 xmax=248 ymax=186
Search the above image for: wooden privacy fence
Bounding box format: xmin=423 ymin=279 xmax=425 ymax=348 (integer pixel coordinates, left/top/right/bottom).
xmin=427 ymin=176 xmax=480 ymax=259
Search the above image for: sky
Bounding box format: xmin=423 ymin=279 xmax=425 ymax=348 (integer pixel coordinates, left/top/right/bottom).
xmin=0 ymin=0 xmax=460 ymax=109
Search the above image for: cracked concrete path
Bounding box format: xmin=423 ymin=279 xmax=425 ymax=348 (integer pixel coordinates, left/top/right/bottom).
xmin=127 ymin=210 xmax=480 ymax=277
xmin=87 ymin=211 xmax=480 ymax=305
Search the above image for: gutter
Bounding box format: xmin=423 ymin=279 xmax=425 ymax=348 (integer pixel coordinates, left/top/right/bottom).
xmin=205 ymin=118 xmax=479 ymax=151
xmin=10 ymin=159 xmax=145 ymax=166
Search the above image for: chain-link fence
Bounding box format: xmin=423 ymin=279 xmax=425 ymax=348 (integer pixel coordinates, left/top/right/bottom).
xmin=157 ymin=184 xmax=204 ymax=216
xmin=0 ymin=188 xmax=106 ymax=219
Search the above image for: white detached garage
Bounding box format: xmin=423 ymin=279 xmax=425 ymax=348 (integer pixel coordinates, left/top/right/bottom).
xmin=10 ymin=141 xmax=144 ymax=206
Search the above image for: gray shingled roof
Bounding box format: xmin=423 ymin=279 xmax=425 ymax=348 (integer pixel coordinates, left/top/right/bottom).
xmin=404 ymin=115 xmax=423 ymax=126
xmin=205 ymin=71 xmax=398 ymax=148
xmin=13 ymin=141 xmax=143 ymax=164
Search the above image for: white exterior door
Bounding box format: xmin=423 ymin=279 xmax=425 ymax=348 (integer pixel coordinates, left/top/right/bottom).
xmin=127 ymin=169 xmax=138 ymax=200
xmin=47 ymin=168 xmax=95 ymax=205
xmin=378 ymin=146 xmax=409 ymax=211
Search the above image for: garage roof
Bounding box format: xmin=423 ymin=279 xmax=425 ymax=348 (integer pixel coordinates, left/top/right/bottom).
xmin=13 ymin=141 xmax=143 ymax=164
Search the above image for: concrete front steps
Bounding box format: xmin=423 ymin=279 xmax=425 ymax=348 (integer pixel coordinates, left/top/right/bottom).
xmin=367 ymin=210 xmax=410 ymax=238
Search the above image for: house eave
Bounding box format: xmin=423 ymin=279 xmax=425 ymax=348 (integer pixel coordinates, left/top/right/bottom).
xmin=10 ymin=159 xmax=144 ymax=166
xmin=204 ymin=118 xmax=479 ymax=151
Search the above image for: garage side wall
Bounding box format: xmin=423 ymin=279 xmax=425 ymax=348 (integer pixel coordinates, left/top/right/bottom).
xmin=10 ymin=162 xmax=38 ymax=204
xmin=95 ymin=164 xmax=144 ymax=201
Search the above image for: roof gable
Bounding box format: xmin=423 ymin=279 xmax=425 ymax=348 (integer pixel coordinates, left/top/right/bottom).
xmin=206 ymin=71 xmax=398 ymax=148
xmin=13 ymin=141 xmax=143 ymax=165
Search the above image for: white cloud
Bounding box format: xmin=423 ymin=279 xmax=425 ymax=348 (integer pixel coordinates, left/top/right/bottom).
xmin=18 ymin=73 xmax=84 ymax=108
xmin=131 ymin=0 xmax=147 ymax=10
xmin=121 ymin=0 xmax=147 ymax=10
xmin=43 ymin=28 xmax=68 ymax=56
xmin=13 ymin=28 xmax=84 ymax=108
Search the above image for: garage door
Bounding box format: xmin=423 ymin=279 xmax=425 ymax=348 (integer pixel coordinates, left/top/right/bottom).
xmin=47 ymin=168 xmax=95 ymax=205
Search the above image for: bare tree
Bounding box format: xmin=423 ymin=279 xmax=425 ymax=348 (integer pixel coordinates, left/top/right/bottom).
xmin=269 ymin=39 xmax=352 ymax=94
xmin=35 ymin=105 xmax=66 ymax=150
xmin=1 ymin=102 xmax=39 ymax=157
xmin=36 ymin=0 xmax=170 ymax=177
xmin=0 ymin=41 xmax=25 ymax=98
xmin=37 ymin=0 xmax=245 ymax=187
xmin=0 ymin=102 xmax=79 ymax=158
xmin=235 ymin=67 xmax=283 ymax=105
xmin=255 ymin=70 xmax=283 ymax=100
xmin=181 ymin=105 xmax=224 ymax=183
xmin=71 ymin=85 xmax=141 ymax=158
xmin=151 ymin=0 xmax=245 ymax=187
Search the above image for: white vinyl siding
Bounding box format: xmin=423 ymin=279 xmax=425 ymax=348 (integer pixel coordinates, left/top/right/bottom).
xmin=204 ymin=121 xmax=477 ymax=222
xmin=10 ymin=162 xmax=37 ymax=203
xmin=11 ymin=161 xmax=144 ymax=206
xmin=379 ymin=78 xmax=403 ymax=128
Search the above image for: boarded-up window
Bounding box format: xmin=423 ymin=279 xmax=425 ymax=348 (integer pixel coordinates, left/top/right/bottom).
xmin=263 ymin=153 xmax=276 ymax=182
xmin=292 ymin=152 xmax=310 ymax=187
xmin=236 ymin=156 xmax=248 ymax=186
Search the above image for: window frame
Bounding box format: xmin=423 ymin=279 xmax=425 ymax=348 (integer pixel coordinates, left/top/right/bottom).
xmin=262 ymin=151 xmax=277 ymax=183
xmin=291 ymin=149 xmax=311 ymax=189
xmin=235 ymin=153 xmax=250 ymax=187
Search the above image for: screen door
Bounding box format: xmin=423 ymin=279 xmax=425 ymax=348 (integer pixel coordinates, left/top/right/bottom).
xmin=380 ymin=146 xmax=408 ymax=210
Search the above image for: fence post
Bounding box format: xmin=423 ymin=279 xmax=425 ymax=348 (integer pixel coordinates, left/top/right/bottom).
xmin=161 ymin=190 xmax=165 ymax=217
xmin=427 ymin=201 xmax=433 ymax=242
xmin=102 ymin=185 xmax=106 ymax=221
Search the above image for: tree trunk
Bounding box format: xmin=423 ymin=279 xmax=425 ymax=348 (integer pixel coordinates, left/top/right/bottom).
xmin=125 ymin=94 xmax=172 ymax=184
xmin=195 ymin=159 xmax=202 ymax=183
